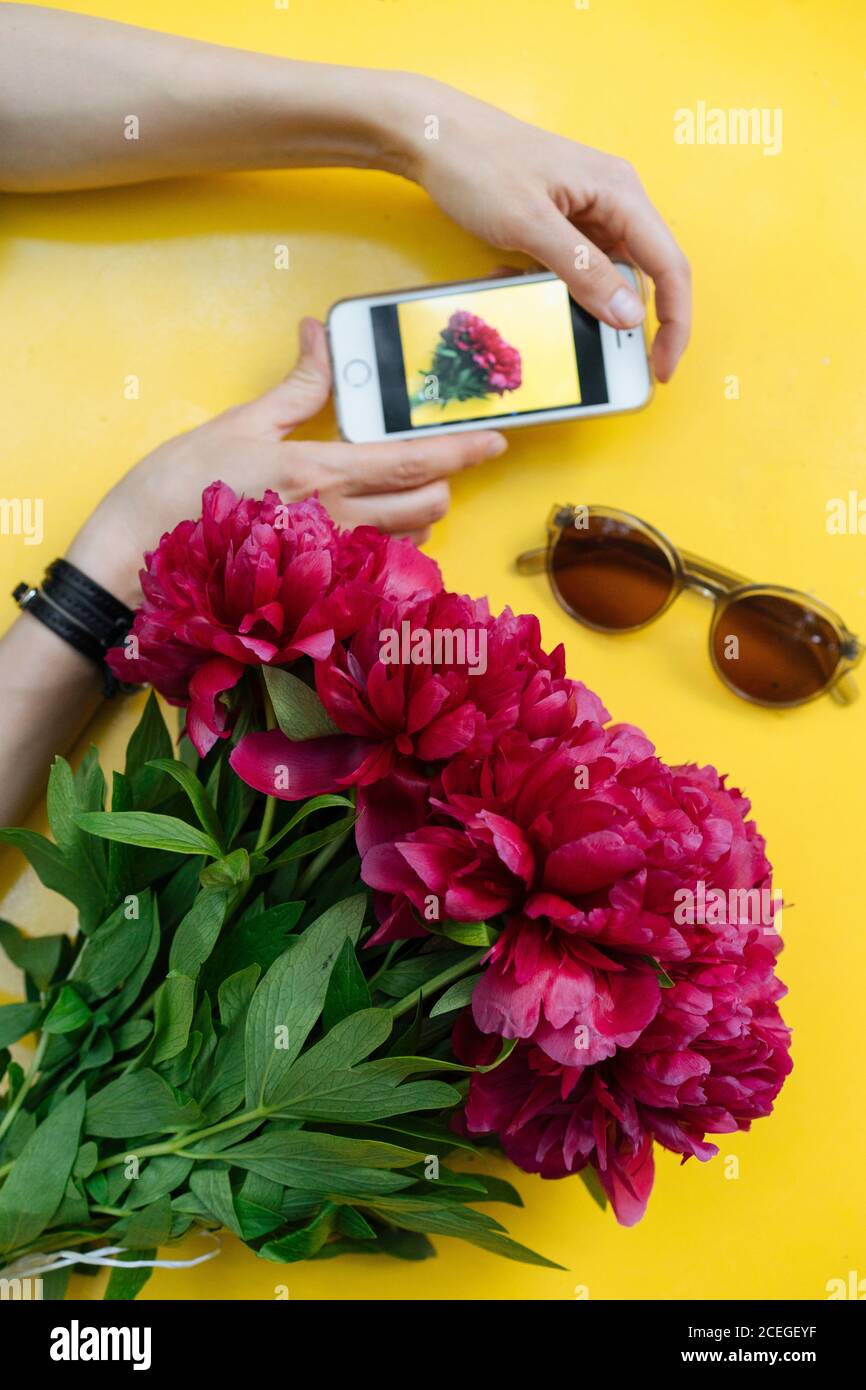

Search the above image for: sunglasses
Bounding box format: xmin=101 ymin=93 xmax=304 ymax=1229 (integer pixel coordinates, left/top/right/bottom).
xmin=517 ymin=505 xmax=863 ymax=708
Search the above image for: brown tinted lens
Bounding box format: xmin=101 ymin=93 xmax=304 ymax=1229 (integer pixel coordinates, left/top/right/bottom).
xmin=713 ymin=593 xmax=841 ymax=704
xmin=551 ymin=514 xmax=675 ymax=630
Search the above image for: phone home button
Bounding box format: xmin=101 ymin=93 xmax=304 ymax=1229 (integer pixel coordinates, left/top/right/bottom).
xmin=343 ymin=358 xmax=371 ymax=387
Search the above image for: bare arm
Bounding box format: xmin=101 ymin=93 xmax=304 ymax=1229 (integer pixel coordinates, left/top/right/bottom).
xmin=0 ymin=5 xmax=689 ymax=377
xmin=0 ymin=4 xmax=413 ymax=190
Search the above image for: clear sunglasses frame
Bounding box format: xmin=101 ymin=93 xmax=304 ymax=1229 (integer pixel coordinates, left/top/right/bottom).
xmin=516 ymin=504 xmax=863 ymax=708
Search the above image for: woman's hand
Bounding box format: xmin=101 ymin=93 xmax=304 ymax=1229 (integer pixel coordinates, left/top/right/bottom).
xmin=66 ymin=319 xmax=506 ymax=609
xmin=401 ymin=79 xmax=691 ymax=382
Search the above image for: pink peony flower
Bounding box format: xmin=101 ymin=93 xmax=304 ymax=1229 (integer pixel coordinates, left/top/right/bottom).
xmin=447 ymin=761 xmax=792 ymax=1225
xmin=455 ymin=908 xmax=792 ymax=1227
xmin=229 ymin=595 xmax=604 ymax=852
xmin=106 ymin=483 xmax=441 ymax=756
xmin=448 ymin=312 xmax=523 ymax=393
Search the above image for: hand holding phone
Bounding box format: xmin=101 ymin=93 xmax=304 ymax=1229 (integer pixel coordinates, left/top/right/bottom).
xmin=329 ymin=269 xmax=652 ymax=444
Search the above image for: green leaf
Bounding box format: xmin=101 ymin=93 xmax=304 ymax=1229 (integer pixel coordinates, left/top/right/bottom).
xmin=467 ymin=1174 xmax=524 ymax=1207
xmin=113 ymin=1019 xmax=153 ymax=1054
xmin=336 ymin=1205 xmax=377 ymax=1241
xmin=145 ymin=758 xmax=224 ymax=850
xmin=151 ymin=975 xmax=196 ymax=1064
xmin=265 ymin=815 xmax=356 ymax=871
xmin=0 ymin=829 xmax=104 ymax=933
xmin=577 ymin=1164 xmax=609 ymax=1211
xmin=478 ymin=1036 xmax=519 ymax=1072
xmin=215 ymin=1129 xmax=422 ymax=1195
xmin=259 ymin=794 xmax=354 ymax=856
xmin=0 ymin=920 xmax=65 ymax=992
xmin=108 ymin=897 xmax=161 ymax=1022
xmin=199 ymin=849 xmax=249 ymax=889
xmin=642 ymin=954 xmax=676 ymax=989
xmin=73 ymin=1142 xmax=99 ymax=1179
xmin=263 ymin=667 xmax=340 ymax=740
xmin=202 ymin=901 xmax=302 ymax=992
xmin=384 ymin=996 xmax=422 ymax=1058
xmin=46 ymin=756 xmax=107 ymax=906
xmin=104 ymin=1249 xmax=157 ymax=1301
xmin=244 ymin=894 xmax=366 ymax=1110
xmin=323 ymin=937 xmax=372 ymax=1031
xmin=43 ymin=984 xmax=91 ymax=1035
xmin=41 ymin=1268 xmax=72 ymax=1299
xmin=169 ymin=888 xmax=230 ymax=980
xmin=258 ymin=1203 xmax=338 ymax=1262
xmin=427 ymin=919 xmax=497 ymax=947
xmin=376 ymin=1228 xmax=436 ymax=1261
xmin=221 ymin=762 xmax=257 ymax=845
xmin=74 ymin=811 xmax=221 ymax=858
xmin=429 ymin=972 xmax=482 ymax=1017
xmin=218 ymin=965 xmax=261 ymax=1028
xmin=270 ymin=1012 xmax=460 ymax=1123
xmin=158 ymin=857 xmax=201 ymax=931
xmin=189 ymin=1166 xmax=242 ymax=1236
xmin=124 ymin=1155 xmax=193 ymax=1209
xmin=120 ymin=1195 xmax=173 ymax=1247
xmin=365 ymin=1195 xmax=564 ymax=1268
xmin=105 ymin=771 xmax=135 ymax=908
xmin=125 ymin=692 xmax=173 ymax=807
xmin=73 ymin=890 xmax=155 ymax=999
xmin=0 ymin=1087 xmax=85 ymax=1254
xmin=0 ymin=1001 xmax=42 ymax=1049
xmin=234 ymin=1195 xmax=283 ymax=1241
xmin=365 ymin=1116 xmax=480 ymax=1155
xmin=375 ymin=950 xmax=465 ymax=999
xmin=86 ymin=1069 xmax=202 ymax=1137
xmin=189 ymin=968 xmax=259 ymax=1120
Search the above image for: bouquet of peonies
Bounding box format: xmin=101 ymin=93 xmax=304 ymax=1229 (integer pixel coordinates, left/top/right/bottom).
xmin=414 ymin=311 xmax=522 ymax=407
xmin=0 ymin=484 xmax=791 ymax=1297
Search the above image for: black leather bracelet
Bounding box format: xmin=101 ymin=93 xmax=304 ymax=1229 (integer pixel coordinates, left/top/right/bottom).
xmin=13 ymin=561 xmax=139 ymax=698
xmin=43 ymin=558 xmax=134 ymax=651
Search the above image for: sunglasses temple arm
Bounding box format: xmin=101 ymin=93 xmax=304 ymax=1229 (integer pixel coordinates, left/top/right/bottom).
xmin=515 ymin=546 xmax=549 ymax=575
xmin=831 ymin=672 xmax=860 ymax=704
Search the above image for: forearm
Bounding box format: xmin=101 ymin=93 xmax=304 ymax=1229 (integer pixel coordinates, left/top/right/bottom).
xmin=0 ymin=614 xmax=102 ymax=826
xmin=0 ymin=5 xmax=425 ymax=191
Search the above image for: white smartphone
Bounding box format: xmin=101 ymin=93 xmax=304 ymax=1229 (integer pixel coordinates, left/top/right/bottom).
xmin=327 ymin=267 xmax=652 ymax=443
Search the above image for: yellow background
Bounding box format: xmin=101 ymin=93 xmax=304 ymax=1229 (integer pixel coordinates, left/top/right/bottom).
xmin=0 ymin=0 xmax=864 ymax=1301
xmin=398 ymin=279 xmax=580 ymax=425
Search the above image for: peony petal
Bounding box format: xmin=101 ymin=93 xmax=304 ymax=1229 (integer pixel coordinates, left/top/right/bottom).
xmin=229 ymin=729 xmax=374 ymax=800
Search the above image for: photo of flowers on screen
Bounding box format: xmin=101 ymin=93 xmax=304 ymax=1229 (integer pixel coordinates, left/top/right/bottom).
xmin=398 ymin=279 xmax=582 ymax=427
xmin=412 ymin=311 xmax=523 ymax=407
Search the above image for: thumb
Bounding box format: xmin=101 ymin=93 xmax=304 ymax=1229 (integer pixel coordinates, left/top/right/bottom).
xmin=241 ymin=318 xmax=332 ymax=438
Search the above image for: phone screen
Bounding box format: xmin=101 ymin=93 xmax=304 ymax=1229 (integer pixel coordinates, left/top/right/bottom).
xmin=370 ymin=277 xmax=609 ymax=433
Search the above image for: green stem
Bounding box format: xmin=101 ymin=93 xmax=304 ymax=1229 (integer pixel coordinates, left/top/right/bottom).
xmin=389 ymin=949 xmax=486 ymax=1022
xmin=295 ymin=819 xmax=353 ymax=897
xmin=93 ymin=1105 xmax=266 ymax=1172
xmin=254 ymin=678 xmax=278 ymax=851
xmin=0 ymin=1032 xmax=47 ymax=1147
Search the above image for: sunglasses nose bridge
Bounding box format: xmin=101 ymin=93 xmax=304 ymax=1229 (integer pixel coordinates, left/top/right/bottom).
xmin=683 ymin=574 xmax=726 ymax=602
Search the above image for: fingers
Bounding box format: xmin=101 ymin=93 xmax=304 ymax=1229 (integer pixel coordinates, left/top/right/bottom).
xmin=341 ymin=480 xmax=452 ymax=535
xmin=618 ymin=199 xmax=691 ymax=382
xmin=514 ymin=174 xmax=691 ymax=379
xmin=308 ymin=429 xmax=508 ymax=498
xmin=519 ymin=206 xmax=646 ymax=330
xmin=238 ymin=318 xmax=332 ymax=438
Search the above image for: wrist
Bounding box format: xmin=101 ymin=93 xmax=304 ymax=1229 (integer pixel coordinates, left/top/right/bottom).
xmin=257 ymin=60 xmax=443 ymax=181
xmin=365 ymin=71 xmax=445 ymax=180
xmin=65 ymin=507 xmax=143 ymax=611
